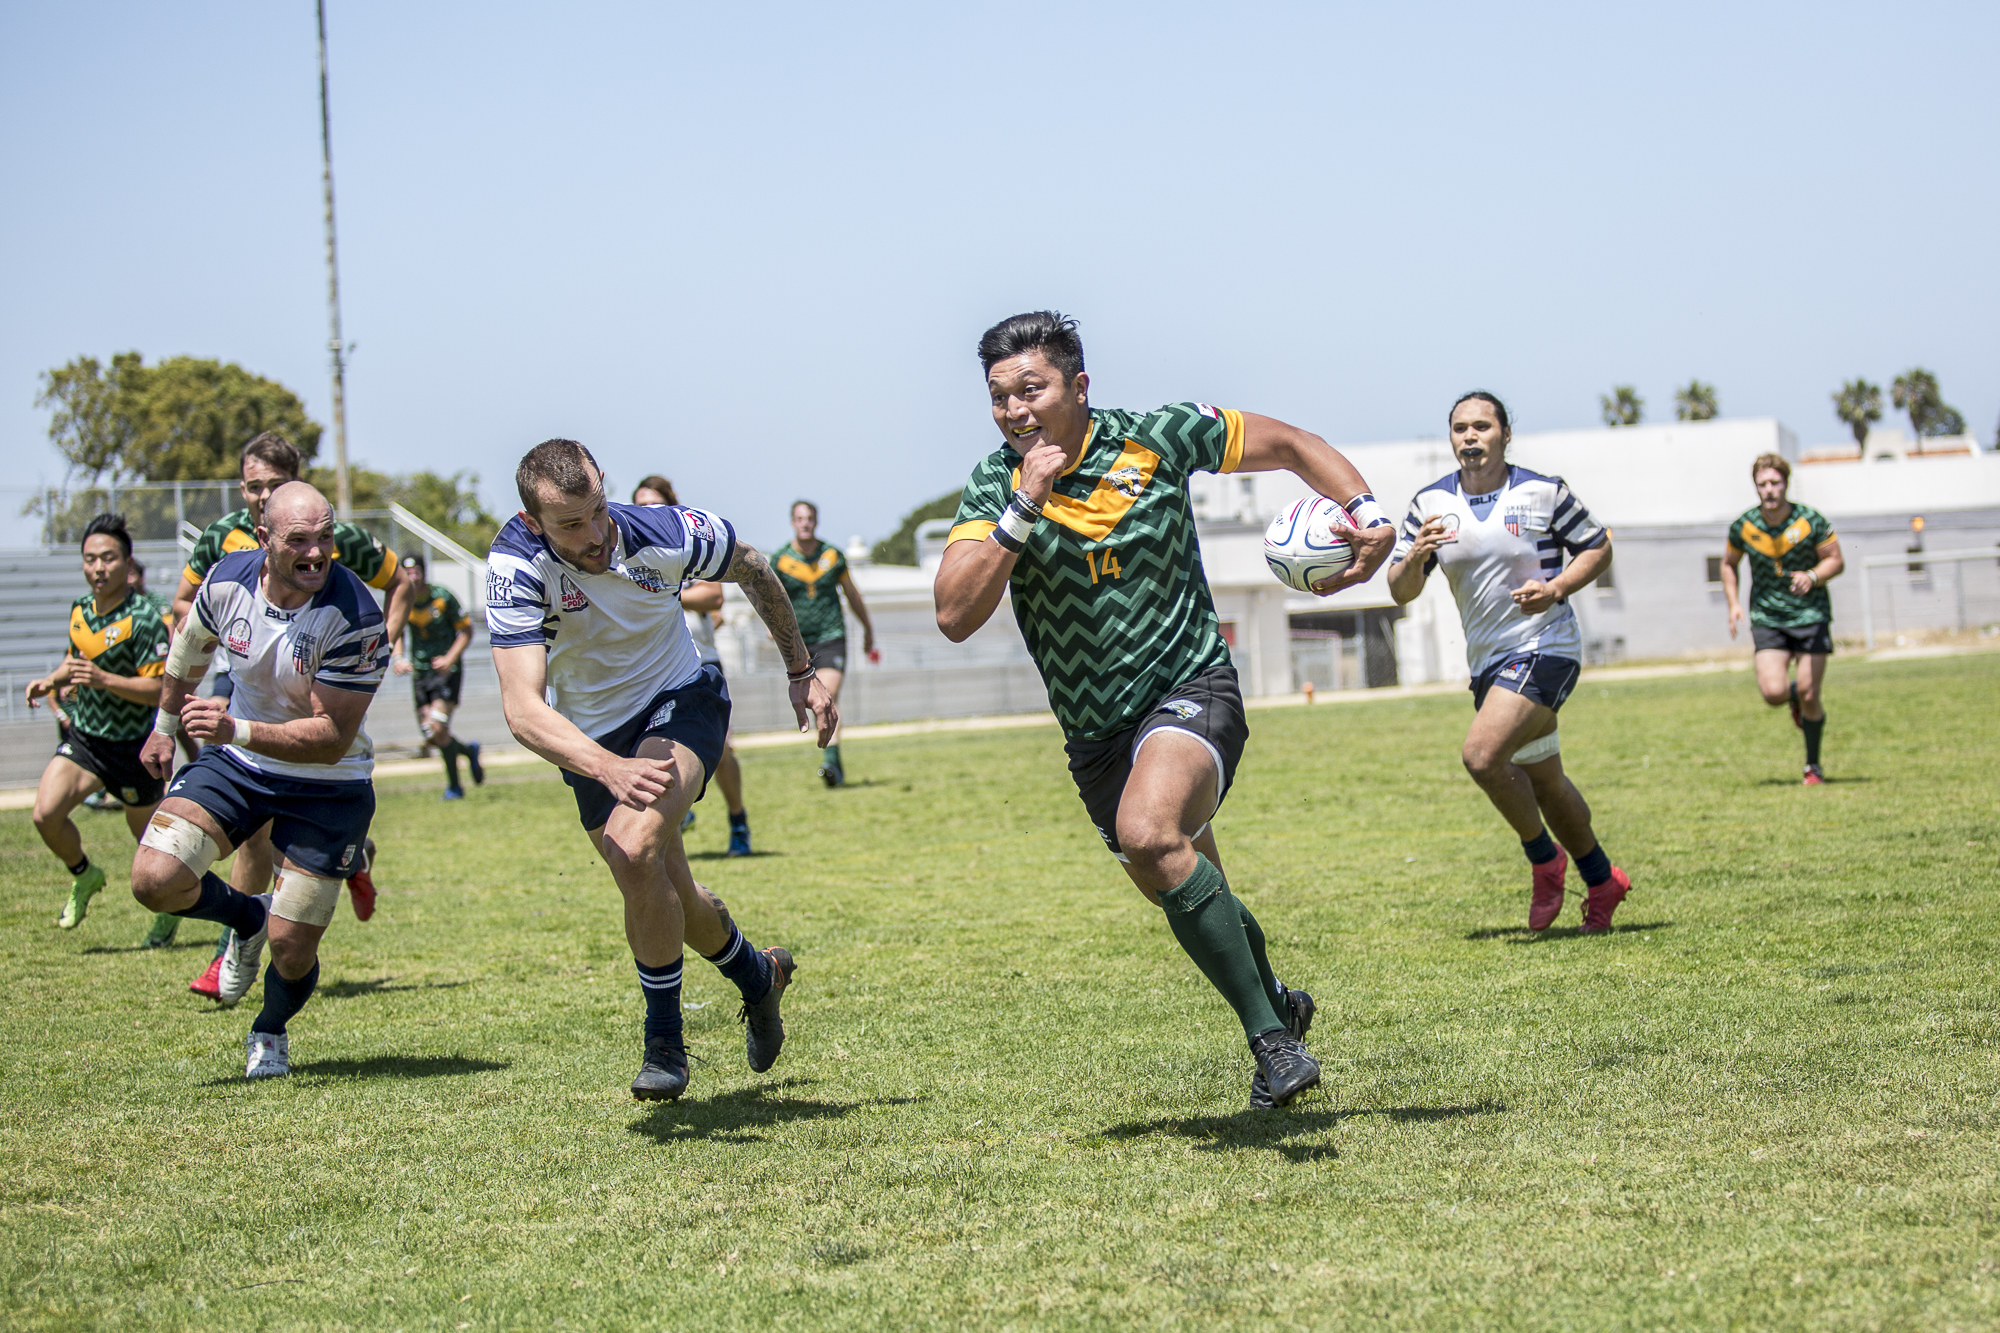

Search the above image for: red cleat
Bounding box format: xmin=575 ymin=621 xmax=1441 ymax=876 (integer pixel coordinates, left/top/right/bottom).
xmin=190 ymin=953 xmax=224 ymax=999
xmin=1579 ymin=867 xmax=1632 ymax=934
xmin=1802 ymin=765 xmax=1825 ymax=786
xmin=1529 ymin=848 xmax=1568 ymax=930
xmin=348 ymin=869 xmax=377 ymax=922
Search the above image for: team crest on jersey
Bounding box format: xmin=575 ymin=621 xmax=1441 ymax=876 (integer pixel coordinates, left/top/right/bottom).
xmin=559 ymin=574 xmax=589 ymax=612
xmin=223 ymin=617 xmax=253 ymax=656
xmin=1195 ymin=403 xmax=1221 ymax=420
xmin=624 ymin=562 xmax=669 ymax=594
xmin=102 ymin=623 xmax=124 ymax=646
xmin=684 ymin=510 xmax=712 ymax=538
xmin=1503 ymin=507 xmax=1533 ymax=538
xmin=1107 ymin=466 xmax=1146 ymax=498
xmin=291 ymin=631 xmax=319 ymax=674
xmin=648 ymin=700 xmax=677 ymax=729
xmin=1160 ymin=699 xmax=1204 ymax=719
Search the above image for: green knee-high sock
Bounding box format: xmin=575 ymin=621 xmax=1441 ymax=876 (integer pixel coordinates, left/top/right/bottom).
xmin=1158 ymin=854 xmax=1288 ymax=1041
xmin=1238 ymin=899 xmax=1282 ymax=1009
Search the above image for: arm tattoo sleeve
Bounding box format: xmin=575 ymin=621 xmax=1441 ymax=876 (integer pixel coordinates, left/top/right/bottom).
xmin=723 ymin=543 xmax=811 ymax=674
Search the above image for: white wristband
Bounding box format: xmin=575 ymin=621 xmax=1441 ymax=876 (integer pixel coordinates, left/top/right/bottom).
xmin=229 ymin=715 xmax=254 ymax=747
xmin=153 ymin=711 xmax=181 ymax=737
xmin=1343 ymin=494 xmax=1392 ymax=529
xmin=994 ymin=501 xmax=1038 ymax=551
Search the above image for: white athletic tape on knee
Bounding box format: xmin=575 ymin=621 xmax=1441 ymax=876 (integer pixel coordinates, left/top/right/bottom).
xmin=1512 ymin=731 xmax=1560 ymax=765
xmin=271 ymin=869 xmax=344 ymax=928
xmin=139 ymin=811 xmax=221 ymax=879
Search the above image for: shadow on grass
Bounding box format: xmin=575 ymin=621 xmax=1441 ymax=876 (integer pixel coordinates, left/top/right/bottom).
xmin=630 ymin=1076 xmax=921 ymax=1144
xmin=687 ymin=850 xmax=786 ymax=862
xmin=1097 ymin=1100 xmax=1504 ymax=1162
xmin=196 ymin=1055 xmax=508 ymax=1087
xmin=1754 ymin=775 xmax=1876 ymax=786
xmin=1464 ymin=920 xmax=1673 ymax=943
xmin=319 ymin=977 xmax=470 ymax=999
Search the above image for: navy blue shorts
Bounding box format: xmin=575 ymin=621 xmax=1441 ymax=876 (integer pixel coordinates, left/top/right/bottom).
xmin=1471 ymin=651 xmax=1581 ymax=714
xmin=167 ymin=749 xmax=375 ymax=878
xmin=563 ymin=665 xmax=732 ymax=831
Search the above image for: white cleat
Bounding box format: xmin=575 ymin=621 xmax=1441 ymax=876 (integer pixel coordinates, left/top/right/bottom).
xmin=217 ymin=894 xmax=273 ymax=1007
xmin=245 ymin=1031 xmax=290 ymax=1079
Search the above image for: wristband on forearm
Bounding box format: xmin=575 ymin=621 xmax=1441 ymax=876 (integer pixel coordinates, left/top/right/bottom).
xmin=786 ymin=664 xmax=816 ymax=683
xmin=993 ymin=490 xmax=1043 ymax=553
xmin=229 ymin=715 xmax=255 ymax=747
xmin=1342 ymin=493 xmax=1392 ymax=530
xmin=152 ymin=710 xmax=181 ymax=737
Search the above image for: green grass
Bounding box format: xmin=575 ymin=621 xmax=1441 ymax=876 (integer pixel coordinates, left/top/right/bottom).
xmin=2 ymin=654 xmax=1997 ymax=1331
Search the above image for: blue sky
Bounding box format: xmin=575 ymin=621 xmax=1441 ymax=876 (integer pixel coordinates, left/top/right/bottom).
xmin=3 ymin=1 xmax=1995 ymax=552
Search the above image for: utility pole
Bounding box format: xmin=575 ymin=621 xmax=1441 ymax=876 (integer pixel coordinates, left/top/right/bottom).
xmin=317 ymin=0 xmax=352 ymax=519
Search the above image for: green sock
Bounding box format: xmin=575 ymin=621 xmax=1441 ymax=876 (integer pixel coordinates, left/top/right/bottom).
xmin=1157 ymin=855 xmax=1287 ymax=1041
xmin=825 ymin=744 xmax=842 ymax=766
xmin=1239 ymin=899 xmax=1282 ymax=1011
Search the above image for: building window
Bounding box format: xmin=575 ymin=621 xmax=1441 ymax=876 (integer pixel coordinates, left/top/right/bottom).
xmin=1705 ymin=555 xmax=1724 ymax=585
xmin=1596 ymin=559 xmax=1617 ymax=594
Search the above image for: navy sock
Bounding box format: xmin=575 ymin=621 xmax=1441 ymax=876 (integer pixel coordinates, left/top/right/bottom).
xmin=174 ymin=871 xmax=267 ymax=936
xmin=636 ymin=956 xmax=684 ymax=1049
xmin=1803 ymin=715 xmax=1824 ymax=768
xmin=1521 ymin=830 xmax=1560 ymax=865
xmin=1575 ymin=844 xmax=1613 ymax=887
xmin=703 ymin=923 xmax=773 ymax=1003
xmin=68 ymin=854 xmax=91 ymax=877
xmin=729 ymin=809 xmax=749 ymax=831
xmin=250 ymin=961 xmax=319 ymax=1035
xmin=442 ymin=745 xmax=461 ymax=788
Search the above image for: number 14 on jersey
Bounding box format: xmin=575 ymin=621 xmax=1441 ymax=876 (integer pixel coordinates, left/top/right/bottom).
xmin=1085 ymin=548 xmax=1123 ymax=584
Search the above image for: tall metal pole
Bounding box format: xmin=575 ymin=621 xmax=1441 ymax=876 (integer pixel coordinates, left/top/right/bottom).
xmin=316 ymin=0 xmax=352 ymax=519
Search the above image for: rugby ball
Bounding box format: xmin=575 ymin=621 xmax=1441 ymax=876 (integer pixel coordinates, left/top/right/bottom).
xmin=1263 ymin=497 xmax=1358 ymax=593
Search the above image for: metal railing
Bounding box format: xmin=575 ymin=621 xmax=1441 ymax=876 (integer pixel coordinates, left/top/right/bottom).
xmin=1858 ymin=547 xmax=2000 ymax=649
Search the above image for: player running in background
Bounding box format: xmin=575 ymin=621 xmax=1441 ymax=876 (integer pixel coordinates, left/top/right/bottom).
xmin=935 ymin=312 xmax=1394 ymax=1109
xmin=634 ymin=477 xmax=752 ymax=856
xmin=1720 ymin=453 xmax=1845 ymax=785
xmin=177 ymin=433 xmax=407 ymax=992
xmin=491 ymin=441 xmax=831 ymax=1100
xmin=391 ymin=553 xmax=484 ymax=800
xmin=771 ymin=500 xmax=876 ymax=788
xmin=1387 ymin=392 xmax=1631 ymax=934
xmin=133 ymin=482 xmax=388 ymax=1078
xmin=26 ymin=515 xmax=171 ymax=934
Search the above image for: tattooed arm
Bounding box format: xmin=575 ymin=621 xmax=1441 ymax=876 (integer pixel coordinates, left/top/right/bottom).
xmin=721 ymin=541 xmax=837 ymax=745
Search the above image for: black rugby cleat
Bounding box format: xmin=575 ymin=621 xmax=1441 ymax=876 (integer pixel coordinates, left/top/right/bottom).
xmin=1248 ymin=1029 xmax=1321 ymax=1109
xmin=739 ymin=947 xmax=796 ymax=1073
xmin=631 ymin=1035 xmax=689 ymax=1101
xmin=1251 ymin=986 xmax=1316 ymax=1109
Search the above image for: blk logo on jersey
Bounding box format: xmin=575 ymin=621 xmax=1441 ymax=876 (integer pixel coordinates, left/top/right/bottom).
xmin=1161 ymin=699 xmax=1204 ymax=719
xmin=559 ymin=574 xmax=589 ymax=612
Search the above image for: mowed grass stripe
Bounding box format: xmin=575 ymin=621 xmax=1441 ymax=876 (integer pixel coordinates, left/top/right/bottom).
xmin=0 ymin=653 xmax=1994 ymax=1330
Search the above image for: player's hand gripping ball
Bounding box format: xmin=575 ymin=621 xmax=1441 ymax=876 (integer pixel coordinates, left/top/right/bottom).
xmin=1263 ymin=497 xmax=1359 ymax=593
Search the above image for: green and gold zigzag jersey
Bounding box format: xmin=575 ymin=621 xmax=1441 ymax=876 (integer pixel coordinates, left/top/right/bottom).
xmin=1727 ymin=501 xmax=1837 ymax=628
xmin=772 ymin=541 xmax=850 ymax=646
xmin=183 ymin=507 xmax=400 ymax=592
xmin=949 ymin=402 xmax=1246 ymax=741
xmin=61 ymin=591 xmax=171 ymax=741
xmin=406 ymin=583 xmax=469 ymax=674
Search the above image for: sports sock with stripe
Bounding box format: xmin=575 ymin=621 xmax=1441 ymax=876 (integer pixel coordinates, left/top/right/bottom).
xmin=1803 ymin=715 xmax=1824 ymax=768
xmin=636 ymin=957 xmax=684 ymax=1049
xmin=1158 ymin=854 xmax=1289 ymax=1041
xmin=1575 ymin=844 xmax=1613 ymax=888
xmin=251 ymin=961 xmax=320 ymax=1035
xmin=703 ymin=923 xmax=773 ymax=1003
xmin=1521 ymin=829 xmax=1560 ymax=865
xmin=174 ymin=871 xmax=268 ymax=936
xmin=67 ymin=854 xmax=91 ymax=877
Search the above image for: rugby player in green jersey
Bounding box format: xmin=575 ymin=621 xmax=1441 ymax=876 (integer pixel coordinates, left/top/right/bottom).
xmin=935 ymin=312 xmax=1394 ymax=1108
xmin=173 ymin=433 xmax=412 ymax=991
xmin=773 ymin=501 xmax=877 ymax=788
xmin=1720 ymin=452 xmax=1845 ymax=785
xmin=391 ymin=553 xmax=484 ymax=800
xmin=26 ymin=515 xmax=171 ymax=934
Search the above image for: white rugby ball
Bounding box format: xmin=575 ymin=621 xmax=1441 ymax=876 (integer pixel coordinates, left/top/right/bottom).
xmin=1263 ymin=497 xmax=1358 ymax=593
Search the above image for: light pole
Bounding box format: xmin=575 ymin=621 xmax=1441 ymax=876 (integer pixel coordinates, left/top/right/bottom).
xmin=317 ymin=0 xmax=352 ymax=519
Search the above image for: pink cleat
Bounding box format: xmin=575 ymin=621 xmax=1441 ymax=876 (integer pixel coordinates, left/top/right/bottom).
xmin=1529 ymin=848 xmax=1568 ymax=931
xmin=1579 ymin=868 xmax=1632 ymax=935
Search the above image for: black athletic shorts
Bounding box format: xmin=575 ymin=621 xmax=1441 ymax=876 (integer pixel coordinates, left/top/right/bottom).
xmin=55 ymin=724 xmax=165 ymax=808
xmin=1752 ymin=622 xmax=1833 ymax=655
xmin=808 ymin=638 xmax=847 ymax=673
xmin=1471 ymin=651 xmax=1581 ymax=714
xmin=412 ymin=669 xmax=464 ymax=711
xmin=1063 ymin=664 xmax=1248 ymax=860
xmin=167 ymin=748 xmax=374 ymax=878
xmin=563 ymin=664 xmax=731 ymax=831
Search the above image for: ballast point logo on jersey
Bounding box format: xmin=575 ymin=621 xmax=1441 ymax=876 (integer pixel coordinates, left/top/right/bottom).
xmin=559 ymin=574 xmax=589 ymax=612
xmin=223 ymin=617 xmax=253 ymax=656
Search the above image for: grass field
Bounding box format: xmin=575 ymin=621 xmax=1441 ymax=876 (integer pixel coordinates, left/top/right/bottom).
xmin=2 ymin=653 xmax=1996 ymax=1331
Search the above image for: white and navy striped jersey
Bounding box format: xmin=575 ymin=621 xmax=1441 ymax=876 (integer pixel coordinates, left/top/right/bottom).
xmin=485 ymin=502 xmax=736 ymax=738
xmin=193 ymin=550 xmax=388 ymax=782
xmin=1391 ymin=466 xmax=1607 ymax=674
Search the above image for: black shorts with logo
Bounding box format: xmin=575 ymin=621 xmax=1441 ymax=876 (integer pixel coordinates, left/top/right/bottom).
xmin=808 ymin=638 xmax=847 ymax=673
xmin=563 ymin=665 xmax=732 ymax=831
xmin=167 ymin=748 xmax=374 ymax=878
xmin=1471 ymin=651 xmax=1582 ymax=714
xmin=1752 ymin=621 xmax=1834 ymax=655
xmin=412 ymin=668 xmax=464 ymax=711
xmin=1062 ymin=664 xmax=1249 ymax=859
xmin=55 ymin=724 xmax=165 ymax=808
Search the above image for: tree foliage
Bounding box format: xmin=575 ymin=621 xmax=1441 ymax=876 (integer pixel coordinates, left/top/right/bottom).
xmin=1674 ymin=380 xmax=1719 ymax=422
xmin=1832 ymin=379 xmax=1884 ymax=447
xmin=37 ymin=352 xmax=322 ymax=483
xmin=310 ymin=464 xmax=503 ymax=556
xmin=1599 ymin=385 xmax=1644 ymax=427
xmin=871 ymin=489 xmax=963 ymax=567
xmin=1890 ymin=368 xmax=1966 ymax=439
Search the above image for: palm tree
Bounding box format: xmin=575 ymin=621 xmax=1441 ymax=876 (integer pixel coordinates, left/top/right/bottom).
xmin=1674 ymin=380 xmax=1718 ymax=421
xmin=1832 ymin=379 xmax=1883 ymax=447
xmin=1599 ymin=385 xmax=1643 ymax=427
xmin=1891 ymin=367 xmax=1965 ymax=438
